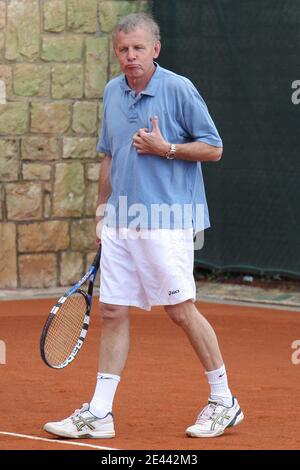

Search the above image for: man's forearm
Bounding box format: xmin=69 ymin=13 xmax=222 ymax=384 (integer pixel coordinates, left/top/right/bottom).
xmin=95 ymin=155 xmax=112 ymax=242
xmin=97 ymin=154 xmax=112 ymax=206
xmin=133 ymin=115 xmax=222 ymax=162
xmin=172 ymin=141 xmax=222 ymax=162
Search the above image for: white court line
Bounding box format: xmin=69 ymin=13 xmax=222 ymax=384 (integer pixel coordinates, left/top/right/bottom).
xmin=0 ymin=432 xmax=119 ymax=451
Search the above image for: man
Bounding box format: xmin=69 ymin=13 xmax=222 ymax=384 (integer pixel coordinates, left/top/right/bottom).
xmin=44 ymin=13 xmax=243 ymax=439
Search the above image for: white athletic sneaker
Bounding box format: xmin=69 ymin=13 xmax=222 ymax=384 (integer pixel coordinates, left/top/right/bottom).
xmin=44 ymin=403 xmax=115 ymax=438
xmin=186 ymin=397 xmax=244 ymax=438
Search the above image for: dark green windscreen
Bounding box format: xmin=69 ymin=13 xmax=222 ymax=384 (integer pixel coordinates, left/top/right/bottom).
xmin=153 ymin=0 xmax=300 ymax=277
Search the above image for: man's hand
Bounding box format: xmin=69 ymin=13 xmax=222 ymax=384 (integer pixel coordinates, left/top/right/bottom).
xmin=95 ymin=214 xmax=103 ymax=247
xmin=132 ymin=115 xmax=169 ymax=157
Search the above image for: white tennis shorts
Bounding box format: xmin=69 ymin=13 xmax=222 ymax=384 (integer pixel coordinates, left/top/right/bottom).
xmin=100 ymin=226 xmax=196 ymax=311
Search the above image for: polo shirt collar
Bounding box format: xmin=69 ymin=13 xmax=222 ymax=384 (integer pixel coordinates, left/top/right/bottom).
xmin=120 ymin=62 xmax=161 ymax=96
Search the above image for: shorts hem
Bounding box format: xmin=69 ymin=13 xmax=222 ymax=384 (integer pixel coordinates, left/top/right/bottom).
xmin=99 ymin=295 xmax=151 ymax=311
xmin=150 ymin=294 xmax=196 ymax=307
xmin=99 ymin=293 xmax=196 ymax=311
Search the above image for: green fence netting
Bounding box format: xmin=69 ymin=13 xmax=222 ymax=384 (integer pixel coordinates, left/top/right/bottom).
xmin=153 ymin=0 xmax=300 ymax=278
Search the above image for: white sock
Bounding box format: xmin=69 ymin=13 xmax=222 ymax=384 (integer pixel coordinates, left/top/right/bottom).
xmin=89 ymin=372 xmax=120 ymax=418
xmin=205 ymin=364 xmax=233 ymax=407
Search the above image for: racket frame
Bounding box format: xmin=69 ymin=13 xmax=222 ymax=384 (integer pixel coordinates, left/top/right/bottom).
xmin=40 ymin=246 xmax=101 ymax=369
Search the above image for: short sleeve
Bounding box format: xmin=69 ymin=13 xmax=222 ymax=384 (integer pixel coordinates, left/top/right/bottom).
xmin=181 ymin=85 xmax=223 ymax=147
xmin=96 ymin=86 xmax=111 ymax=155
xmin=96 ymin=108 xmax=111 ymax=154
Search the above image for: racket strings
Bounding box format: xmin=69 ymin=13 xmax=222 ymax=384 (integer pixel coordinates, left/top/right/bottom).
xmin=44 ymin=292 xmax=88 ymax=367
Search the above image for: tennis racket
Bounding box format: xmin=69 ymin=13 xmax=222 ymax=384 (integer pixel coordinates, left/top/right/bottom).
xmin=40 ymin=246 xmax=101 ymax=369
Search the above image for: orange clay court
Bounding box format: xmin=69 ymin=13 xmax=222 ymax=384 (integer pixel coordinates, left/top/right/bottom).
xmin=0 ymin=298 xmax=300 ymax=450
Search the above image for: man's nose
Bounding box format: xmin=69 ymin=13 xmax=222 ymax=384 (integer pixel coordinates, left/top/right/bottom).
xmin=127 ymin=48 xmax=136 ymax=61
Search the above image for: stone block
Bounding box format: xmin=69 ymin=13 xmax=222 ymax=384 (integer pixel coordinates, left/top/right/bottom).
xmin=60 ymin=251 xmax=84 ymax=286
xmin=42 ymin=35 xmax=83 ymax=62
xmin=0 ymin=139 xmax=19 ymax=181
xmin=19 ymin=253 xmax=57 ymax=288
xmin=0 ymin=103 xmax=28 ymax=134
xmin=71 ymin=219 xmax=96 ymax=250
xmin=67 ymin=0 xmax=97 ymax=33
xmin=86 ymin=162 xmax=101 ymax=181
xmin=21 ymin=136 xmax=61 ymax=161
xmin=72 ymin=101 xmax=98 ymax=134
xmin=31 ymin=102 xmax=70 ymax=134
xmin=18 ymin=221 xmax=69 ymax=253
xmin=0 ymin=66 xmax=13 ymax=100
xmin=52 ymin=162 xmax=84 ymax=217
xmin=14 ymin=64 xmax=49 ymax=97
xmin=0 ymin=1 xmax=5 ymax=30
xmin=43 ymin=192 xmax=51 ymax=219
xmin=0 ymin=223 xmax=17 ymax=288
xmin=85 ymin=181 xmax=98 ymax=216
xmin=22 ymin=163 xmax=51 ymax=181
xmin=99 ymin=0 xmax=140 ymax=33
xmin=52 ymin=64 xmax=83 ymax=99
xmin=85 ymin=37 xmax=108 ymax=98
xmin=63 ymin=137 xmax=97 ymax=159
xmin=43 ymin=0 xmax=66 ymax=32
xmin=6 ymin=182 xmax=43 ymax=220
xmin=6 ymin=0 xmax=40 ymax=61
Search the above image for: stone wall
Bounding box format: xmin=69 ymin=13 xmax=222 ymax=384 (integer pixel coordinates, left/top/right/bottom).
xmin=0 ymin=0 xmax=148 ymax=289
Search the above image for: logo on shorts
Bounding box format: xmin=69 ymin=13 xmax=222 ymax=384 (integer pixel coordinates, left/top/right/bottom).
xmin=168 ymin=289 xmax=180 ymax=296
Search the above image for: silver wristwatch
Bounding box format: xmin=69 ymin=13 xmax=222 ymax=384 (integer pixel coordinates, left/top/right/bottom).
xmin=165 ymin=143 xmax=176 ymax=160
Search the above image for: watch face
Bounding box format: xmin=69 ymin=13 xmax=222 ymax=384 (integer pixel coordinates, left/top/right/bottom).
xmin=165 ymin=144 xmax=176 ymax=159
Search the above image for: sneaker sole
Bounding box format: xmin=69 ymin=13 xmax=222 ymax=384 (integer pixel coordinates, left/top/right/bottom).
xmin=186 ymin=409 xmax=244 ymax=438
xmin=44 ymin=424 xmax=115 ymax=439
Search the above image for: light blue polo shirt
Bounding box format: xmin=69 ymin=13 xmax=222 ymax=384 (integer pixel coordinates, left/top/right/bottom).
xmin=96 ymin=63 xmax=223 ymax=231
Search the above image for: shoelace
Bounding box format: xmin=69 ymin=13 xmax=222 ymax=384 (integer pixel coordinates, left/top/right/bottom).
xmin=71 ymin=403 xmax=89 ymax=418
xmin=196 ymin=402 xmax=219 ymax=424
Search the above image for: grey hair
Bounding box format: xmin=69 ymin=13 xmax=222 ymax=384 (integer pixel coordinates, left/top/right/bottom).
xmin=112 ymin=13 xmax=161 ymax=45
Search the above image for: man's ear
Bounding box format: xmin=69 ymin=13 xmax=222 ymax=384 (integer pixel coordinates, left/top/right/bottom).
xmin=153 ymin=40 xmax=161 ymax=59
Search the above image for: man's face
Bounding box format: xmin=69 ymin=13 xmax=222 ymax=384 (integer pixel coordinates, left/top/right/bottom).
xmin=114 ymin=27 xmax=161 ymax=82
